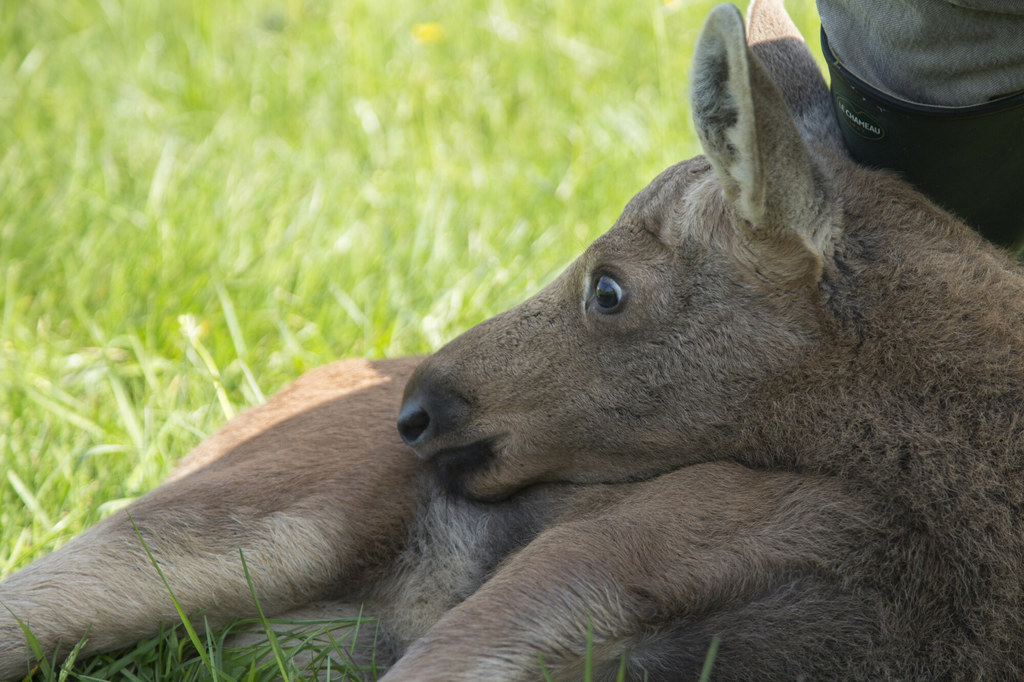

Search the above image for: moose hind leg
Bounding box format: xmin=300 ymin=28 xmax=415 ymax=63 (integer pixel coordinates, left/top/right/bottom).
xmin=0 ymin=357 xmax=422 ymax=680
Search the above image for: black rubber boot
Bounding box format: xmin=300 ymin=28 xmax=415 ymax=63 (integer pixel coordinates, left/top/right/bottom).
xmin=822 ymin=29 xmax=1024 ymax=253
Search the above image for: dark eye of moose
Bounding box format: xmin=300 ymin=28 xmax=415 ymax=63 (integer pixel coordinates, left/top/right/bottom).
xmin=593 ymin=274 xmax=623 ymax=313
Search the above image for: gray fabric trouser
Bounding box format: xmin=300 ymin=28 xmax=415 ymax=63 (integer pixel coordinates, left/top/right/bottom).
xmin=817 ymin=0 xmax=1024 ymax=106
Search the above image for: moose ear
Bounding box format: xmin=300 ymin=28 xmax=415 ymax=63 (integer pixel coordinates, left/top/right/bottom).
xmin=691 ymin=3 xmax=836 ymax=284
xmin=746 ymin=0 xmax=842 ymax=149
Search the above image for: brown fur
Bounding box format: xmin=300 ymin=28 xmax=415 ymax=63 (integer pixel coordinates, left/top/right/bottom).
xmin=0 ymin=357 xmax=423 ymax=669
xmin=4 ymin=0 xmax=1024 ymax=679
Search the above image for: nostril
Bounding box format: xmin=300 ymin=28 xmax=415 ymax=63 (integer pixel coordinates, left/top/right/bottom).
xmin=397 ymin=402 xmax=431 ymax=445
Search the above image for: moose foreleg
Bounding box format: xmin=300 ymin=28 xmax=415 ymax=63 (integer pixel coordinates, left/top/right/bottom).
xmin=381 ymin=461 xmax=879 ymax=681
xmin=0 ymin=358 xmax=422 ymax=680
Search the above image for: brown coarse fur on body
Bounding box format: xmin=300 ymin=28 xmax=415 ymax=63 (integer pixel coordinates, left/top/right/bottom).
xmin=3 ymin=0 xmax=1024 ymax=679
xmin=757 ymin=166 xmax=1024 ymax=674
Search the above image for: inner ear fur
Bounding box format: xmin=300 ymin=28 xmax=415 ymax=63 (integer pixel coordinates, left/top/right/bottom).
xmin=690 ymin=3 xmax=836 ymax=286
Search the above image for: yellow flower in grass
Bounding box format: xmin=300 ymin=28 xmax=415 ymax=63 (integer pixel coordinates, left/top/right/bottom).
xmin=413 ymin=22 xmax=445 ymax=44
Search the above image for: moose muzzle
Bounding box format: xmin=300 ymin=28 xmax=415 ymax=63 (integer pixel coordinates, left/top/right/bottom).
xmin=396 ymin=365 xmax=467 ymax=459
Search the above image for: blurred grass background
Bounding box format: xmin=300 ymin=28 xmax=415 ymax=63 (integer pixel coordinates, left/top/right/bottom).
xmin=1 ymin=0 xmax=818 ymax=675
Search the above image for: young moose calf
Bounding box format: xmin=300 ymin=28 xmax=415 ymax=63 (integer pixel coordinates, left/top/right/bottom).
xmin=4 ymin=0 xmax=1024 ymax=678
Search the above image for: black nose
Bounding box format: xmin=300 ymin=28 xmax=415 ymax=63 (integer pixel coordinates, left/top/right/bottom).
xmin=397 ymin=396 xmax=431 ymax=446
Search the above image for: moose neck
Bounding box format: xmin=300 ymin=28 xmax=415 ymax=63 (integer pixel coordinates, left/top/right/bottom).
xmin=747 ymin=164 xmax=1024 ymax=541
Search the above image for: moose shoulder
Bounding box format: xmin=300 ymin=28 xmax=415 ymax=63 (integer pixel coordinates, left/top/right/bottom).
xmin=3 ymin=0 xmax=1024 ymax=679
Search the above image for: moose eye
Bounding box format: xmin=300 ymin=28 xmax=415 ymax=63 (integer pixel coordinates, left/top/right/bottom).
xmin=592 ymin=274 xmax=624 ymax=313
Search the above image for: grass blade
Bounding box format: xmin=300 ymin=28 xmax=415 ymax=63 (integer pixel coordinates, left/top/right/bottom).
xmin=698 ymin=635 xmax=720 ymax=682
xmin=127 ymin=514 xmax=216 ymax=676
xmin=238 ymin=548 xmax=292 ymax=682
xmin=2 ymin=602 xmax=54 ymax=680
xmin=56 ymin=629 xmax=91 ymax=682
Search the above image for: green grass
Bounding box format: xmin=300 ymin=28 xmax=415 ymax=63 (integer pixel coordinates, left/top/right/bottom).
xmin=22 ymin=616 xmax=382 ymax=681
xmin=0 ymin=0 xmax=819 ymax=678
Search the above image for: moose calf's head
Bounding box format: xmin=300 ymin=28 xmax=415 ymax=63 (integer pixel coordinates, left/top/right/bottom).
xmin=397 ymin=1 xmax=995 ymax=501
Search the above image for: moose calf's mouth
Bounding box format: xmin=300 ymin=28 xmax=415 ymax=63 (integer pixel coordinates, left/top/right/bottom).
xmin=395 ymin=384 xmax=507 ymax=499
xmin=427 ymin=438 xmax=500 ymax=499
